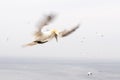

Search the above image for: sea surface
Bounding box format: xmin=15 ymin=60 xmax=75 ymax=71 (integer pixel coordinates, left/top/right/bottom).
xmin=0 ymin=58 xmax=120 ymax=80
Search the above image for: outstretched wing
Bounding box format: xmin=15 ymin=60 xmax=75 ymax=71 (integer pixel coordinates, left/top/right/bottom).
xmin=34 ymin=13 xmax=56 ymax=38
xmin=37 ymin=13 xmax=56 ymax=32
xmin=22 ymin=42 xmax=38 ymax=47
xmin=59 ymin=24 xmax=80 ymax=37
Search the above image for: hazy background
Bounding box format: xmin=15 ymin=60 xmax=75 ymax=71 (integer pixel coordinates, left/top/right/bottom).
xmin=0 ymin=0 xmax=120 ymax=61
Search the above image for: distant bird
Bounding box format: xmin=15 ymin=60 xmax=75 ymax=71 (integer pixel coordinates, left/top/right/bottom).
xmin=87 ymin=72 xmax=93 ymax=76
xmin=23 ymin=14 xmax=80 ymax=47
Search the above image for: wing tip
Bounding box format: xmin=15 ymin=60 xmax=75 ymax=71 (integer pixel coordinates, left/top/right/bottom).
xmin=22 ymin=42 xmax=37 ymax=47
xmin=76 ymin=24 xmax=80 ymax=28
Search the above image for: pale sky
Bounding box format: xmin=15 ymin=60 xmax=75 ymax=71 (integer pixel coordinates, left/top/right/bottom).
xmin=0 ymin=0 xmax=120 ymax=60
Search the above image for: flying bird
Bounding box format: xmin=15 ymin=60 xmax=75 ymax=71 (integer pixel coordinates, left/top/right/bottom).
xmin=23 ymin=14 xmax=80 ymax=47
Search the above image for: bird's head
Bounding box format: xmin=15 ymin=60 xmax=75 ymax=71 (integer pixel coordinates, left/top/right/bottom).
xmin=51 ymin=29 xmax=59 ymax=42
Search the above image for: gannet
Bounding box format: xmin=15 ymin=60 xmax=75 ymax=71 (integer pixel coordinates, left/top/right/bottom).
xmin=23 ymin=14 xmax=80 ymax=47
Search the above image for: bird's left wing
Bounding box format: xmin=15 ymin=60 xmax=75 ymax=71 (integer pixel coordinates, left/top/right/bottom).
xmin=34 ymin=14 xmax=56 ymax=38
xmin=59 ymin=24 xmax=80 ymax=37
xmin=36 ymin=13 xmax=56 ymax=32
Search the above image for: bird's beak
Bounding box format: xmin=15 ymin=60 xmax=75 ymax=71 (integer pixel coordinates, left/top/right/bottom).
xmin=55 ymin=33 xmax=58 ymax=42
xmin=53 ymin=29 xmax=59 ymax=42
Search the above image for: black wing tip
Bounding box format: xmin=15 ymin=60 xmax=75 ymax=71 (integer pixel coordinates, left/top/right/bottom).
xmin=76 ymin=24 xmax=80 ymax=28
xmin=73 ymin=24 xmax=80 ymax=30
xmin=61 ymin=24 xmax=80 ymax=37
xmin=45 ymin=13 xmax=56 ymax=19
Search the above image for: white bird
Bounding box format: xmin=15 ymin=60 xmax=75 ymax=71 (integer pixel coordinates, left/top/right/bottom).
xmin=23 ymin=14 xmax=80 ymax=47
xmin=88 ymin=72 xmax=93 ymax=76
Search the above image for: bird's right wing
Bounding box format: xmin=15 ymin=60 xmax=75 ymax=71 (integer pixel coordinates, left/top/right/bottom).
xmin=59 ymin=24 xmax=80 ymax=37
xmin=22 ymin=42 xmax=38 ymax=47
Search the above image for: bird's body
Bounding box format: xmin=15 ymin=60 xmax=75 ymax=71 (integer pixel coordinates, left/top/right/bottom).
xmin=23 ymin=14 xmax=80 ymax=47
xmin=34 ymin=30 xmax=57 ymax=42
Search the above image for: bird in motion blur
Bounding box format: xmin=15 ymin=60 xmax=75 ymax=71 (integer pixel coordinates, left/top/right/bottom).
xmin=23 ymin=14 xmax=80 ymax=47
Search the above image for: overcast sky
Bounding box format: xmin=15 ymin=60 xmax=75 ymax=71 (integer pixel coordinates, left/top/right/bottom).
xmin=0 ymin=0 xmax=120 ymax=60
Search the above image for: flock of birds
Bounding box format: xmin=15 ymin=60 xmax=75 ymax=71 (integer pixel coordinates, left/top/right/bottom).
xmin=23 ymin=14 xmax=80 ymax=47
